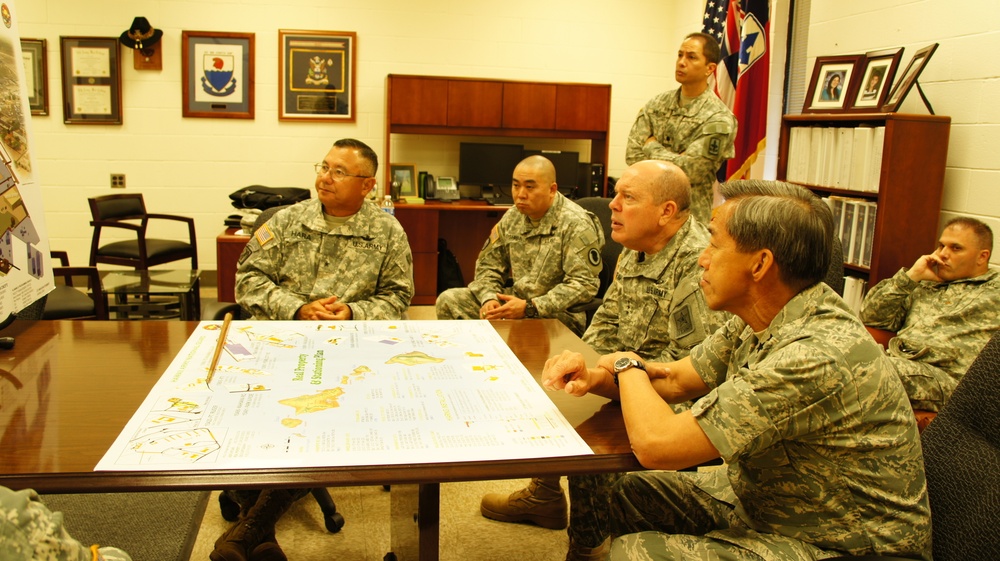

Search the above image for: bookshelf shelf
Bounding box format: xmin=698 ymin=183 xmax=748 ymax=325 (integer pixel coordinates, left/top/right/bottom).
xmin=778 ymin=112 xmax=950 ymax=287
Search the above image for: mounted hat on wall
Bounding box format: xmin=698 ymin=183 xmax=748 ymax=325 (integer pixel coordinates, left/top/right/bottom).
xmin=120 ymin=16 xmax=163 ymax=70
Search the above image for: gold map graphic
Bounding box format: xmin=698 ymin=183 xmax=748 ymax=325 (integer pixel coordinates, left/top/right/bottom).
xmin=386 ymin=351 xmax=445 ymax=366
xmin=279 ymin=387 xmax=346 ymax=415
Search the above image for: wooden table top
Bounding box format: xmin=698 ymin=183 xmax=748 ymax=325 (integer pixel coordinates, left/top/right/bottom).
xmin=0 ymin=319 xmax=639 ymax=494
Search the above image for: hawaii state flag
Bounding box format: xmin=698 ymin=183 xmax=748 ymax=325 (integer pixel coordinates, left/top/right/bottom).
xmin=703 ymin=0 xmax=770 ymax=180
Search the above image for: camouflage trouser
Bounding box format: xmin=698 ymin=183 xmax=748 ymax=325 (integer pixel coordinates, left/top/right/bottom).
xmin=435 ymin=286 xmax=586 ymax=335
xmin=567 ymin=472 xmax=620 ymax=548
xmin=884 ymin=356 xmax=955 ymax=412
xmin=0 ymin=486 xmax=132 ymax=561
xmin=609 ymin=472 xmax=838 ymax=561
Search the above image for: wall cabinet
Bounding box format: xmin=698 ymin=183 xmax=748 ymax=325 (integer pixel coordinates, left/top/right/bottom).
xmin=385 ymin=74 xmax=612 ymax=194
xmin=777 ymin=113 xmax=950 ymax=286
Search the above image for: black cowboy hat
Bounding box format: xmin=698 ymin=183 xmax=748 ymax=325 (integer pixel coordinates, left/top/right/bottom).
xmin=119 ymin=17 xmax=163 ymax=50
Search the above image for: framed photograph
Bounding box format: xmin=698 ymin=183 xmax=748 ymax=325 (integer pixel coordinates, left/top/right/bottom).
xmin=278 ymin=30 xmax=357 ymax=122
xmin=390 ymin=163 xmax=417 ymax=199
xmin=59 ymin=36 xmax=122 ymax=125
xmin=20 ymin=38 xmax=49 ymax=116
xmin=182 ymin=31 xmax=255 ymax=119
xmin=847 ymin=48 xmax=904 ymax=112
xmin=882 ymin=43 xmax=939 ymax=113
xmin=803 ymin=55 xmax=862 ymax=113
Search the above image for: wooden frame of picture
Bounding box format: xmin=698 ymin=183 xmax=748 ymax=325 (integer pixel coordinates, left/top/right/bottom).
xmin=846 ymin=47 xmax=904 ymax=112
xmin=21 ymin=38 xmax=49 ymax=116
xmin=882 ymin=43 xmax=939 ymax=113
xmin=390 ymin=163 xmax=417 ymax=199
xmin=278 ymin=29 xmax=357 ymax=122
xmin=181 ymin=30 xmax=255 ymax=119
xmin=803 ymin=55 xmax=862 ymax=114
xmin=59 ymin=36 xmax=122 ymax=124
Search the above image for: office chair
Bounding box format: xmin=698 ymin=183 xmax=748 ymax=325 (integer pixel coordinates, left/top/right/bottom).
xmin=837 ymin=330 xmax=1000 ymax=561
xmin=210 ymin=204 xmax=345 ymax=533
xmin=88 ymin=193 xmax=198 ymax=269
xmin=865 ymin=326 xmax=937 ymax=432
xmin=568 ymin=197 xmax=622 ymax=326
xmin=42 ymin=251 xmax=108 ymax=320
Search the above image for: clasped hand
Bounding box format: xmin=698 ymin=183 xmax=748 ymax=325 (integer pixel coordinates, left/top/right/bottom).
xmin=480 ymin=294 xmax=526 ymax=320
xmin=296 ymin=295 xmax=352 ymax=320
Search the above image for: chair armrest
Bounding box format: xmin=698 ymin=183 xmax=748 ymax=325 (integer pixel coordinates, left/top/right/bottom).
xmin=90 ymin=219 xmax=144 ymax=232
xmin=865 ymin=326 xmax=895 ymax=349
xmin=50 ymin=250 xmax=70 ymax=267
xmin=51 ymin=265 xmax=107 ymax=320
xmin=145 ymin=213 xmax=195 ymax=225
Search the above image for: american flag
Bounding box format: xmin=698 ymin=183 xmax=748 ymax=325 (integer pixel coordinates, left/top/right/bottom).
xmin=703 ymin=0 xmax=770 ymax=180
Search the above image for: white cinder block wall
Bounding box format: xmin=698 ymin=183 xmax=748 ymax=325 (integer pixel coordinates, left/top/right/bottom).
xmin=18 ymin=0 xmax=1000 ymax=273
xmin=805 ymin=0 xmax=1000 ymax=265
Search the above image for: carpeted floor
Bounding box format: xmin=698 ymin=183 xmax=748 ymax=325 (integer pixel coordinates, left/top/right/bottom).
xmin=187 ymin=479 xmax=571 ymax=561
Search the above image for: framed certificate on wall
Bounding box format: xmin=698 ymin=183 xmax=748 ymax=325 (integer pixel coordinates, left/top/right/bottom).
xmin=59 ymin=36 xmax=122 ymax=125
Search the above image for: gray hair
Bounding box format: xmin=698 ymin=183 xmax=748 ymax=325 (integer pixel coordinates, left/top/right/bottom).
xmin=648 ymin=161 xmax=691 ymax=211
xmin=333 ymin=138 xmax=379 ymax=176
xmin=722 ymin=180 xmax=834 ymax=290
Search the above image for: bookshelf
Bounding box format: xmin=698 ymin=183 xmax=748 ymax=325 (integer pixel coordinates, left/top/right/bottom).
xmin=778 ymin=113 xmax=950 ymax=287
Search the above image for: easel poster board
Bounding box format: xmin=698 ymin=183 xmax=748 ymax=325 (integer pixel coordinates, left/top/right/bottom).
xmin=96 ymin=320 xmax=593 ymax=471
xmin=0 ymin=1 xmax=54 ymax=317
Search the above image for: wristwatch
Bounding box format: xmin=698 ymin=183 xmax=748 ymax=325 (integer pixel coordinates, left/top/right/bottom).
xmin=612 ymin=357 xmax=646 ymax=387
xmin=524 ymin=299 xmax=538 ymax=318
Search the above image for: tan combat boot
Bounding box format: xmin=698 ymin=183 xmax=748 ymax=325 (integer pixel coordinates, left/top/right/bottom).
xmin=566 ymin=537 xmax=611 ymax=561
xmin=480 ymin=477 xmax=568 ymax=529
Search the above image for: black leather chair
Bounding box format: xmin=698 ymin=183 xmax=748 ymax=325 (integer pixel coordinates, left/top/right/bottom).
xmin=210 ymin=204 xmax=345 ymax=533
xmin=88 ymin=193 xmax=198 ymax=269
xmin=569 ymin=197 xmax=622 ymax=326
xmin=43 ymin=251 xmax=108 ymax=320
xmin=839 ymin=330 xmax=1000 ymax=560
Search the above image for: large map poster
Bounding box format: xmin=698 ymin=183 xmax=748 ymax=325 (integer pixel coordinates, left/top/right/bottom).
xmin=96 ymin=320 xmax=593 ymax=471
xmin=0 ymin=2 xmax=53 ymax=318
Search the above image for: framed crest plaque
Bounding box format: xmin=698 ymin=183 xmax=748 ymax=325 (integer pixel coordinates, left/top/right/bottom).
xmin=182 ymin=31 xmax=255 ymax=119
xmin=278 ymin=29 xmax=357 ymax=122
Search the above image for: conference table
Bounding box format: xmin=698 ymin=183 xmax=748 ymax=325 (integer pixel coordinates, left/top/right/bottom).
xmin=0 ymin=318 xmax=640 ymax=560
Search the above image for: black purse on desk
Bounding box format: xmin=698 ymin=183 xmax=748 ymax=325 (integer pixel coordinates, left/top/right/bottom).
xmin=229 ymin=185 xmax=310 ymax=210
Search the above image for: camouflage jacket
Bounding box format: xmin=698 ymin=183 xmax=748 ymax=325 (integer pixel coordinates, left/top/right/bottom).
xmin=688 ymin=283 xmax=931 ymax=560
xmin=860 ymin=267 xmax=1000 ymax=381
xmin=468 ymin=192 xmax=603 ymax=334
xmin=626 ymin=87 xmax=736 ymax=223
xmin=236 ymin=199 xmax=413 ymax=320
xmin=583 ymin=217 xmax=726 ymax=360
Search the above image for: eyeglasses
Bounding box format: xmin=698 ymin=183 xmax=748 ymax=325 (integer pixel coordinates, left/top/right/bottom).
xmin=314 ymin=163 xmax=372 ymax=181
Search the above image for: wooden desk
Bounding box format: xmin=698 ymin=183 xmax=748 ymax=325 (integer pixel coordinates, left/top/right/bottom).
xmin=394 ymin=201 xmax=506 ymax=305
xmin=216 ymin=228 xmax=250 ymax=303
xmin=0 ymin=319 xmax=638 ymax=560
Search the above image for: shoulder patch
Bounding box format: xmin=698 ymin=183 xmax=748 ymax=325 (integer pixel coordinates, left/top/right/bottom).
xmin=708 ymin=136 xmax=722 ymax=157
xmin=588 ymin=247 xmax=601 ymax=267
xmin=254 ymin=223 xmax=275 ymax=247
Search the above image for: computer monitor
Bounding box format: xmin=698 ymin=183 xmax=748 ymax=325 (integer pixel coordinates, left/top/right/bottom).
xmin=522 ymin=149 xmax=579 ymax=197
xmin=458 ymin=143 xmax=524 ymax=190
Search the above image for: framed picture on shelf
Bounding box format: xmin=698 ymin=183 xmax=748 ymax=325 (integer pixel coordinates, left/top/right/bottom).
xmin=59 ymin=36 xmax=122 ymax=124
xmin=20 ymin=38 xmax=49 ymax=116
xmin=278 ymin=29 xmax=356 ymax=122
xmin=803 ymin=55 xmax=862 ymax=113
xmin=390 ymin=163 xmax=417 ymax=199
xmin=181 ymin=31 xmax=255 ymax=119
xmin=882 ymin=43 xmax=939 ymax=113
xmin=847 ymin=47 xmax=904 ymax=112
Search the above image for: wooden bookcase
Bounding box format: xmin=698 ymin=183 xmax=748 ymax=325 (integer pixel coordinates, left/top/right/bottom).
xmin=777 ymin=113 xmax=950 ymax=286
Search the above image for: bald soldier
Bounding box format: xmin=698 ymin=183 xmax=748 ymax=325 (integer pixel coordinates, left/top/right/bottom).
xmin=436 ymin=155 xmax=603 ymax=336
xmin=626 ymin=32 xmax=736 ymax=224
xmin=544 ymin=181 xmax=930 ymax=560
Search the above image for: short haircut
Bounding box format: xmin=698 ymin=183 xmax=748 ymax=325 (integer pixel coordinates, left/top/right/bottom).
xmin=515 ymin=155 xmax=557 ymax=185
xmin=945 ymin=216 xmax=994 ymax=253
xmin=333 ymin=138 xmax=379 ymax=176
xmin=721 ymin=180 xmax=834 ymax=291
xmin=685 ymin=32 xmax=722 ymax=65
xmin=647 ymin=161 xmax=691 ymax=211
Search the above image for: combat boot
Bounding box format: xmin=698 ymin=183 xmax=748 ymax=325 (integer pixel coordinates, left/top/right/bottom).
xmin=480 ymin=477 xmax=567 ymax=529
xmin=565 ymin=537 xmax=611 ymax=561
xmin=210 ymin=489 xmax=298 ymax=561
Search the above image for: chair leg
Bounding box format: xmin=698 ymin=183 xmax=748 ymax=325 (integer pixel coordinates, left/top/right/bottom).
xmin=311 ymin=488 xmax=345 ymax=533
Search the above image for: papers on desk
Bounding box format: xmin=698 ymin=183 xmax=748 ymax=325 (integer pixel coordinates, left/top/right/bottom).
xmin=95 ymin=320 xmax=592 ymax=471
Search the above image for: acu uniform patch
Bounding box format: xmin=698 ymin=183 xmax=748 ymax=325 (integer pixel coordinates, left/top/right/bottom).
xmin=588 ymin=248 xmax=601 ymax=268
xmin=708 ymin=136 xmax=722 ymax=157
xmin=672 ymin=304 xmax=694 ymax=338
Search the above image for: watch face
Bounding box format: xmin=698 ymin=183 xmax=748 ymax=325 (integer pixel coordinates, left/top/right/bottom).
xmin=614 ymin=357 xmax=631 ymax=372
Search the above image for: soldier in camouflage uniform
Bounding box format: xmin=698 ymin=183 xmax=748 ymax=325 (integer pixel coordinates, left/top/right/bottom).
xmin=480 ymin=161 xmax=727 ymax=561
xmin=626 ymin=32 xmax=736 ymax=225
xmin=860 ymin=216 xmax=999 ymax=411
xmin=217 ymin=139 xmax=413 ymax=561
xmin=0 ymin=486 xmax=131 ymax=561
xmin=542 ymin=182 xmax=931 ymax=561
xmin=436 ymin=155 xmax=603 ymax=336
